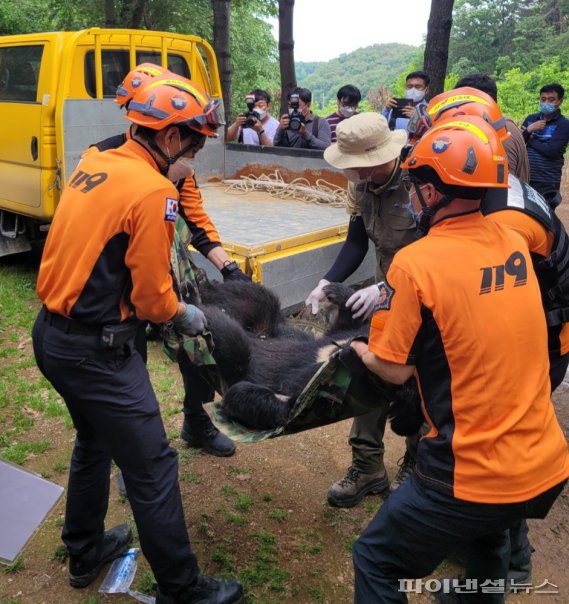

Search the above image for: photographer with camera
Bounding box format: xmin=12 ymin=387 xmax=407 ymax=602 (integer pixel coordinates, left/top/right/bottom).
xmin=382 ymin=70 xmax=430 ymax=133
xmin=226 ymin=88 xmax=278 ymax=146
xmin=274 ymin=86 xmax=331 ymax=149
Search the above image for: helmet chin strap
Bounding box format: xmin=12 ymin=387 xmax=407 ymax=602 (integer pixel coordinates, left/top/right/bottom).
xmin=414 ymin=186 xmax=455 ymax=236
xmin=145 ymin=131 xmax=195 ymax=176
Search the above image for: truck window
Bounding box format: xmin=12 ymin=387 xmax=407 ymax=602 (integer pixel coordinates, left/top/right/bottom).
xmin=0 ymin=45 xmax=43 ymax=103
xmin=84 ymin=50 xmax=191 ymax=98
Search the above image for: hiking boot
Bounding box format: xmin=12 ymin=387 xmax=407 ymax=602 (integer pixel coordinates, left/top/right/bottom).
xmin=181 ymin=415 xmax=236 ymax=457
xmin=156 ymin=575 xmax=243 ymax=603
xmin=68 ymin=524 xmax=132 ymax=588
xmin=389 ymin=451 xmax=415 ymax=492
xmin=327 ymin=466 xmax=389 ymax=508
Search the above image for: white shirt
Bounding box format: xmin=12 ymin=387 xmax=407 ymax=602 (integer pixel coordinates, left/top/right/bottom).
xmin=240 ymin=115 xmax=279 ymax=145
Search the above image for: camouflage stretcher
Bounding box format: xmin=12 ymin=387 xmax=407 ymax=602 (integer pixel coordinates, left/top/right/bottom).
xmin=162 ymin=218 xmax=394 ymax=443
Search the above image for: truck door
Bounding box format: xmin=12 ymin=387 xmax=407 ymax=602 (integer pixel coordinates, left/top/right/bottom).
xmin=0 ymin=44 xmax=45 ymax=216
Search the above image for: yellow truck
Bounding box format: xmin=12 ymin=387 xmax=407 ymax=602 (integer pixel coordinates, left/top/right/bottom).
xmin=0 ymin=28 xmax=374 ymax=309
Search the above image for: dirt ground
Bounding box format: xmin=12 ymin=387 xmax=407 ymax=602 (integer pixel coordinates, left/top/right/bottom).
xmin=2 ymin=184 xmax=569 ymax=604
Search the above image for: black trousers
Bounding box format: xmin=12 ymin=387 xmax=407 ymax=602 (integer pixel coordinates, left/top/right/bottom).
xmin=32 ymin=308 xmax=199 ymax=594
xmin=177 ymin=348 xmax=215 ymax=422
xmin=137 ymin=322 xmax=214 ymax=424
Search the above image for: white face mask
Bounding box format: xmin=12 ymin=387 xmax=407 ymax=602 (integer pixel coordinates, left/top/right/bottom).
xmin=166 ymin=134 xmax=195 ymax=182
xmin=405 ymin=88 xmax=425 ymax=103
xmin=339 ymin=105 xmax=357 ymax=118
xmin=167 ymin=157 xmax=195 ymax=182
xmin=256 ymin=109 xmax=267 ymax=120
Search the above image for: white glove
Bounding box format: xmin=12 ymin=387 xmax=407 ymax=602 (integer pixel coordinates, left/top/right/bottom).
xmin=346 ymin=284 xmax=380 ymax=320
xmin=305 ymin=279 xmax=330 ymax=314
xmin=173 ymin=304 xmax=207 ymax=336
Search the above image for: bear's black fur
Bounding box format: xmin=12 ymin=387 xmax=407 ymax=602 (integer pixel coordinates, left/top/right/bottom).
xmin=197 ymin=282 xmax=365 ymax=429
xmin=192 ymin=280 xmax=423 ymax=433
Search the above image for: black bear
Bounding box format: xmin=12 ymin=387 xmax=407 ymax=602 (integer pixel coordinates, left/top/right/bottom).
xmin=186 ymin=278 xmax=423 ymax=433
xmin=195 ymin=282 xmax=367 ymax=430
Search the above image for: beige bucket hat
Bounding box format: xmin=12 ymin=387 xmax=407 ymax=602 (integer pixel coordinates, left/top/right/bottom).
xmin=324 ymin=112 xmax=407 ymax=169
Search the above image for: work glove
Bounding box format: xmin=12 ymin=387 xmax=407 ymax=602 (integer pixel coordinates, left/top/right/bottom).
xmin=173 ymin=304 xmax=207 ymax=336
xmin=305 ymin=279 xmax=330 ymax=314
xmin=346 ymin=284 xmax=380 ymax=320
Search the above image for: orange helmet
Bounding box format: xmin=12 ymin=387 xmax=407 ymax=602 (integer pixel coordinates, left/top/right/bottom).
xmin=115 ymin=63 xmax=171 ymax=108
xmin=125 ymin=77 xmax=220 ymax=137
xmin=425 ymin=87 xmax=509 ymax=142
xmin=402 ymin=115 xmax=508 ymax=191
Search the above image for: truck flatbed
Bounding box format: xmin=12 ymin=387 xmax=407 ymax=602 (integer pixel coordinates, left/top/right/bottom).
xmin=194 ymin=182 xmax=376 ymax=311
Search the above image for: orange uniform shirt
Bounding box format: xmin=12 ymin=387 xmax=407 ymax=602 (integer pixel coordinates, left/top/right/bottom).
xmin=369 ymin=212 xmax=569 ymax=503
xmin=37 ymin=139 xmax=179 ymax=325
xmin=485 ymin=208 xmax=569 ymax=355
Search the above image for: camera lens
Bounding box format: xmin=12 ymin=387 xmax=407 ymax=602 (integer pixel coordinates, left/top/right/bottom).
xmin=289 ymin=117 xmax=301 ymax=131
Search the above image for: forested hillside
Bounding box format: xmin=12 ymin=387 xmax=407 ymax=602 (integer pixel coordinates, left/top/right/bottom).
xmin=297 ymin=43 xmax=420 ymax=108
xmin=2 ymin=0 xmax=569 ymax=122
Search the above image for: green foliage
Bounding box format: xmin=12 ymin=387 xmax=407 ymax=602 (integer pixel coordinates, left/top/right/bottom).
xmin=298 ymin=44 xmax=421 ymax=111
xmin=445 ymin=0 xmax=569 ymax=123
xmin=137 ymin=570 xmax=157 ymax=594
xmin=3 ymin=555 xmax=24 ymax=573
xmin=51 ymin=545 xmax=68 ymax=563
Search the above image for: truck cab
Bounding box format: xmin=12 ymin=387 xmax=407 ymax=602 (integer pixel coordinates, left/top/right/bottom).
xmin=0 ymin=28 xmax=223 ymax=255
xmin=0 ymin=29 xmax=374 ymax=308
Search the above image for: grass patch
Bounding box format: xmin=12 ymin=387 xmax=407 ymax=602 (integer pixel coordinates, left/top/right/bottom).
xmin=221 ymin=484 xmax=238 ymax=496
xmin=178 ymin=447 xmax=202 ymax=462
xmin=137 ymin=570 xmax=156 ymax=594
xmin=307 ymin=585 xmax=325 ymax=602
xmin=363 ymin=500 xmax=382 ymax=514
xmin=1 ymin=438 xmax=51 ymax=465
xmin=197 ymin=515 xmax=215 ymax=540
xmin=226 ymin=466 xmax=251 ymax=479
xmin=240 ymin=530 xmax=290 ymax=594
xmin=181 ymin=471 xmax=202 ymax=484
xmin=234 ymin=493 xmax=253 ymax=513
xmin=52 ymin=546 xmax=68 ymax=563
xmin=211 ymin=544 xmax=235 ymax=572
xmin=343 ymin=536 xmax=357 ymax=553
xmin=268 ymin=508 xmax=287 ymax=522
xmin=224 ymin=511 xmax=248 ymax=526
xmin=3 ymin=556 xmax=24 ymax=573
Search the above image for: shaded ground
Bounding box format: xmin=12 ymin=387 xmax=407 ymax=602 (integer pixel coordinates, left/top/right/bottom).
xmin=1 ymin=179 xmax=569 ymax=604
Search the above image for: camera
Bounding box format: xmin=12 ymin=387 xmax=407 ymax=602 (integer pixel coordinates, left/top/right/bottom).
xmin=288 ymin=93 xmax=305 ymax=131
xmin=242 ymin=94 xmax=260 ymax=129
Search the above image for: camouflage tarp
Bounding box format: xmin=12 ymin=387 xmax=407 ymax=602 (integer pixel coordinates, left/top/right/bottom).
xmin=204 ymin=353 xmax=394 ymax=444
xmin=164 ymin=217 xmax=393 ymax=443
xmin=162 ymin=219 xmax=216 ymax=365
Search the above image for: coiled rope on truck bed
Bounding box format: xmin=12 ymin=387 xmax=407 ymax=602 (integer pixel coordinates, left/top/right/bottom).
xmin=222 ymin=171 xmax=347 ymax=207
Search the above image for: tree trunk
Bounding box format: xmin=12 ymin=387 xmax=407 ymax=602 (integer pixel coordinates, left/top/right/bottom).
xmin=108 ymin=0 xmax=147 ymax=29
xmin=423 ymin=0 xmax=454 ymax=98
xmin=278 ymin=0 xmax=296 ymax=116
xmin=212 ymin=0 xmax=232 ymax=124
xmin=104 ymin=0 xmax=117 ymax=27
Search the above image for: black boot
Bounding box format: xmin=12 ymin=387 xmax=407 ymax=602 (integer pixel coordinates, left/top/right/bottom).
xmin=68 ymin=524 xmax=132 ymax=588
xmin=156 ymin=575 xmax=243 ymax=603
xmin=181 ymin=412 xmax=236 ymax=457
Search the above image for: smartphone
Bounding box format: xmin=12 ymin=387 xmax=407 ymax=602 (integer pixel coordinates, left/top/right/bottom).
xmin=392 ymin=98 xmax=413 ymax=119
xmin=395 ymin=98 xmax=413 ymax=109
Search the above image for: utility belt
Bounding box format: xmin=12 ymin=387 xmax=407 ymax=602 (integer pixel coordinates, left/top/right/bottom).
xmin=43 ymin=307 xmax=140 ymax=348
